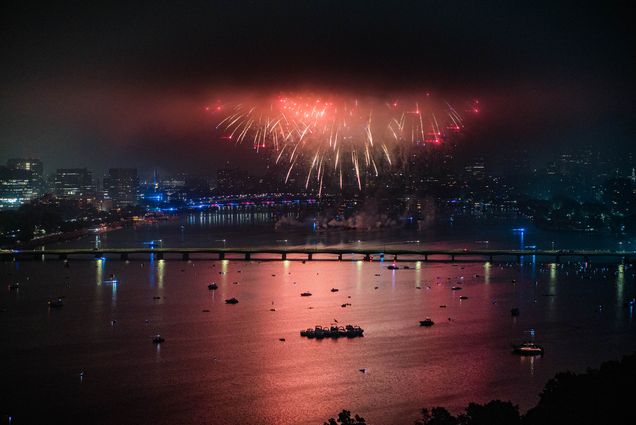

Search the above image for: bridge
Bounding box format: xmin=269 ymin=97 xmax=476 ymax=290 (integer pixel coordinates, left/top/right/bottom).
xmin=1 ymin=248 xmax=635 ymax=264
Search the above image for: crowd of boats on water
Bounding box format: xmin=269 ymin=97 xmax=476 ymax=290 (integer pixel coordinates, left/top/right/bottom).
xmin=13 ymin=261 xmax=624 ymax=357
xmin=205 ymin=279 xmax=546 ymax=354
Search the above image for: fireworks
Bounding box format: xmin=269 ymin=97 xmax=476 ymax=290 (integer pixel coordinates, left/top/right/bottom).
xmin=211 ymin=93 xmax=477 ymax=195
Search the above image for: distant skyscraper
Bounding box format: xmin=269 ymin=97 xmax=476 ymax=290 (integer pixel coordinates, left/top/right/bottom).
xmin=54 ymin=168 xmax=95 ymax=199
xmin=104 ymin=168 xmax=139 ymax=207
xmin=0 ymin=166 xmax=40 ymax=209
xmin=7 ymin=158 xmax=44 ymax=178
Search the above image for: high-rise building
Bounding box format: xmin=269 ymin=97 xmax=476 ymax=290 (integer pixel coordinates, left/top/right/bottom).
xmin=0 ymin=166 xmax=40 ymax=209
xmin=54 ymin=168 xmax=95 ymax=199
xmin=7 ymin=158 xmax=44 ymax=178
xmin=104 ymin=168 xmax=139 ymax=207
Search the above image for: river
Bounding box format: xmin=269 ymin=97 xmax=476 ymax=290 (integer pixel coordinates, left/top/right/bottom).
xmin=1 ymin=214 xmax=635 ymax=424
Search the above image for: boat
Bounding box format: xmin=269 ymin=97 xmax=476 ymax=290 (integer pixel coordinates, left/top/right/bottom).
xmin=152 ymin=335 xmax=165 ymax=344
xmin=300 ymin=292 xmax=312 ymax=297
xmin=314 ymin=325 xmax=326 ymax=339
xmin=345 ymin=325 xmax=364 ymax=337
xmin=419 ymin=318 xmax=435 ymax=327
xmin=330 ymin=288 xmax=339 ymax=292
xmin=48 ymin=298 xmax=64 ymax=308
xmin=459 ymin=296 xmax=468 ymax=300
xmin=300 ymin=324 xmax=364 ymax=339
xmin=512 ymin=342 xmax=544 ymax=356
xmin=387 ymin=265 xmax=399 ymax=270
xmin=208 ymin=283 xmax=218 ymax=290
xmin=225 ymin=297 xmax=239 ymax=304
xmin=329 ymin=326 xmax=341 ymax=337
xmin=451 ymin=286 xmax=462 ymax=291
xmin=8 ymin=283 xmax=20 ymax=290
xmin=511 ymin=307 xmax=520 ymax=317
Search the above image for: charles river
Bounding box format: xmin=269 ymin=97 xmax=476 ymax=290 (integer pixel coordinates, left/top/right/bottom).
xmin=1 ymin=213 xmax=635 ymax=424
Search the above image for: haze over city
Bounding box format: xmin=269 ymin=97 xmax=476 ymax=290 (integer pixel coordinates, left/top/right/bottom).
xmin=1 ymin=2 xmax=635 ymax=425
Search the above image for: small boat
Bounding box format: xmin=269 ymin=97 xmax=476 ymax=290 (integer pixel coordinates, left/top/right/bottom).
xmin=330 ymin=288 xmax=339 ymax=292
xmin=314 ymin=326 xmax=326 ymax=339
xmin=225 ymin=297 xmax=239 ymax=304
xmin=345 ymin=325 xmax=364 ymax=337
xmin=329 ymin=326 xmax=341 ymax=338
xmin=48 ymin=298 xmax=64 ymax=308
xmin=511 ymin=307 xmax=520 ymax=317
xmin=451 ymin=286 xmax=462 ymax=291
xmin=512 ymin=342 xmax=544 ymax=356
xmin=439 ymin=305 xmax=447 ymax=308
xmin=387 ymin=265 xmax=399 ymax=270
xmin=459 ymin=296 xmax=468 ymax=300
xmin=208 ymin=283 xmax=218 ymax=290
xmin=152 ymin=335 xmax=165 ymax=344
xmin=300 ymin=292 xmax=312 ymax=297
xmin=419 ymin=318 xmax=435 ymax=327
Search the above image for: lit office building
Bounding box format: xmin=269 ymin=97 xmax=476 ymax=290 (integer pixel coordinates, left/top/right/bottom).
xmin=54 ymin=168 xmax=95 ymax=200
xmin=104 ymin=168 xmax=139 ymax=207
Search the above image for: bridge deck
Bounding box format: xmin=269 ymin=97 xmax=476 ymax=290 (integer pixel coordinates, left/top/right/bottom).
xmin=1 ymin=248 xmax=635 ymax=263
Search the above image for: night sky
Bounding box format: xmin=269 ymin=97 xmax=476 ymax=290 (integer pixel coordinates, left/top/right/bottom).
xmin=1 ymin=1 xmax=634 ymax=176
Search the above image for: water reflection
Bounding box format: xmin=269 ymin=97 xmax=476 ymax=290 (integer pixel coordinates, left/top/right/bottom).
xmin=157 ymin=259 xmax=165 ymax=289
xmin=616 ymin=264 xmax=625 ymax=322
xmin=484 ymin=261 xmax=491 ymax=284
xmin=96 ymin=258 xmax=104 ymax=286
xmin=2 ymin=259 xmax=635 ymax=425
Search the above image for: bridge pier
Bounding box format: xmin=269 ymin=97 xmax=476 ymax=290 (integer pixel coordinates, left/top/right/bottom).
xmin=583 ymin=255 xmax=590 ymax=263
xmin=182 ymin=253 xmax=189 ymax=261
xmin=156 ymin=252 xmax=164 ymax=260
xmin=282 ymin=253 xmax=287 ymax=260
xmin=393 ymin=255 xmax=398 ymax=262
xmin=338 ymin=253 xmax=343 ymax=261
xmin=94 ymin=253 xmax=102 ymax=259
xmin=517 ymin=254 xmax=521 ymax=263
xmin=59 ymin=253 xmax=67 ymax=261
xmin=451 ymin=254 xmax=455 ymax=262
xmin=121 ymin=253 xmax=128 ymax=261
xmin=364 ymin=253 xmax=371 ymax=261
xmin=218 ymin=252 xmax=224 ymax=260
xmin=424 ymin=254 xmax=428 ymax=261
xmin=308 ymin=253 xmax=313 ymax=261
xmin=245 ymin=252 xmax=251 ymax=261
